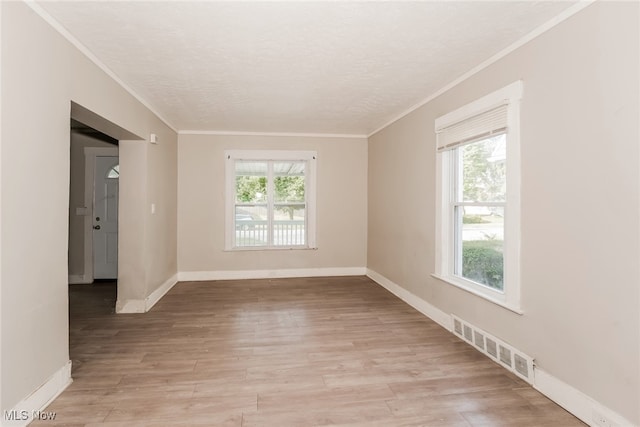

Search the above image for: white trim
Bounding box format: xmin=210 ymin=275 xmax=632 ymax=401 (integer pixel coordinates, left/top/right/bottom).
xmin=25 ymin=0 xmax=593 ymax=139
xmin=434 ymin=81 xmax=522 ymax=131
xmin=534 ymin=368 xmax=637 ymax=427
xmin=114 ymin=274 xmax=178 ymax=314
xmin=367 ymin=1 xmax=595 ymax=137
xmin=0 ymin=1 xmax=4 ymax=412
xmin=115 ymin=298 xmax=146 ymax=314
xmin=177 ymin=267 xmax=366 ymax=282
xmin=434 ymin=81 xmax=522 ymax=311
xmin=224 ymin=153 xmax=234 ymax=251
xmin=226 ymin=150 xmax=317 ymax=161
xmin=366 ymin=269 xmax=452 ymax=331
xmin=504 ymin=89 xmax=522 ymax=309
xmin=179 ymin=130 xmax=366 ymax=139
xmin=432 ymin=274 xmax=523 ymax=315
xmin=225 ymin=150 xmax=317 ymax=251
xmin=365 ymin=269 xmax=636 ymax=427
xmin=67 ymin=274 xmax=92 ymax=285
xmin=3 ymin=361 xmax=72 ymax=427
xmin=24 ymin=1 xmax=178 ymax=134
xmin=144 ymin=274 xmax=178 ymax=311
xmin=83 ymin=147 xmax=119 ymax=283
xmin=224 ymin=246 xmax=318 ymax=253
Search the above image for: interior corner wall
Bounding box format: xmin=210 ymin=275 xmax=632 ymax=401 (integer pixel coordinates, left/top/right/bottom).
xmin=367 ymin=2 xmax=639 ymax=424
xmin=0 ymin=2 xmax=178 ymax=412
xmin=177 ymin=133 xmax=368 ymax=275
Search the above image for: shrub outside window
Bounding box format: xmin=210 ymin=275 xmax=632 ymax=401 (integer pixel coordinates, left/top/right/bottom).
xmin=454 ymin=134 xmax=506 ymax=290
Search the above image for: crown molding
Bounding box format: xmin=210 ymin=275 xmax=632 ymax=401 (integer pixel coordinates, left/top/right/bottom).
xmin=367 ymin=0 xmax=596 ymax=138
xmin=178 ymin=130 xmax=367 ymax=139
xmin=25 ymin=1 xmax=179 ymax=134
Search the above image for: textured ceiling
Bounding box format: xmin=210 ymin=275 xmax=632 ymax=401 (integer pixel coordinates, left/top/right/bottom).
xmin=38 ymin=1 xmax=577 ymax=135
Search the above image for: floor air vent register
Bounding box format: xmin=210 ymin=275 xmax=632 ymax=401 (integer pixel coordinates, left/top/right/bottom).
xmin=452 ymin=315 xmax=534 ymax=384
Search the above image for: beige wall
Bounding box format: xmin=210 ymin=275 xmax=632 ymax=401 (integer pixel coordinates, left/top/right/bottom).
xmin=68 ymin=132 xmax=115 ymax=278
xmin=368 ymin=2 xmax=639 ymax=424
xmin=178 ymin=134 xmax=367 ymax=274
xmin=1 ymin=2 xmax=178 ymax=411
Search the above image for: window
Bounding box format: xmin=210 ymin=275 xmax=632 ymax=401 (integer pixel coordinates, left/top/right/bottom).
xmin=225 ymin=150 xmax=317 ymax=250
xmin=107 ymin=164 xmax=119 ymax=179
xmin=434 ymin=81 xmax=522 ymax=312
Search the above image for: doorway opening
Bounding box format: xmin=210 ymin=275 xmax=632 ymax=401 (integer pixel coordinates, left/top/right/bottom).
xmin=68 ymin=119 xmax=119 ymax=289
xmin=68 ymin=100 xmax=144 ymax=309
xmin=67 ymin=102 xmax=144 ymax=380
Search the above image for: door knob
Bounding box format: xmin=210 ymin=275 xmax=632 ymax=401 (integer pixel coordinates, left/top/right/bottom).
xmin=93 ymin=225 xmax=101 ymax=230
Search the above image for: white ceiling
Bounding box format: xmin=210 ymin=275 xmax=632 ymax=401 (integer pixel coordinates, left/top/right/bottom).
xmin=37 ymin=1 xmax=578 ymax=136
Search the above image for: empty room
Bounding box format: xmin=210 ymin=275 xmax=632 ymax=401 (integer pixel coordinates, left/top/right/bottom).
xmin=1 ymin=1 xmax=638 ymax=426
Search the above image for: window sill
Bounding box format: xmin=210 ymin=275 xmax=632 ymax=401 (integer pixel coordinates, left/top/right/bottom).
xmin=431 ymin=273 xmax=523 ymax=315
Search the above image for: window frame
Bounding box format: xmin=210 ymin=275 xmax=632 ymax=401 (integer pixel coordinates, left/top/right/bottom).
xmin=225 ymin=149 xmax=317 ymax=251
xmin=434 ymin=81 xmax=523 ymax=313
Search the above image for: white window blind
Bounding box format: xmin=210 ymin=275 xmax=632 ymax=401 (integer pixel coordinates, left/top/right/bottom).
xmin=436 ymin=104 xmax=508 ymax=152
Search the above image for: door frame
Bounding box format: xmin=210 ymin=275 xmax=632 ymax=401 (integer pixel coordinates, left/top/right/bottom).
xmin=82 ymin=146 xmax=119 ymax=282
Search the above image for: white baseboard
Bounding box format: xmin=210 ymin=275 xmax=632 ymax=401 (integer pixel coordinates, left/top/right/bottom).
xmin=117 ymin=267 xmax=363 ymax=312
xmin=145 ymin=273 xmax=178 ymax=311
xmin=366 ymin=268 xmax=452 ymax=331
xmin=534 ymin=368 xmax=636 ymax=427
xmin=68 ymin=274 xmax=91 ymax=284
xmin=177 ymin=267 xmax=367 ymax=282
xmin=117 ymin=268 xmax=366 ymax=312
xmin=366 ymin=268 xmax=636 ymax=427
xmin=115 ymin=274 xmax=179 ymax=314
xmin=3 ymin=361 xmax=72 ymax=427
xmin=115 ymin=298 xmax=145 ymax=314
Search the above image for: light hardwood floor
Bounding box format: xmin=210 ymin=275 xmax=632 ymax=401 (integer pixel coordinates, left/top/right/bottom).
xmin=36 ymin=276 xmax=585 ymax=426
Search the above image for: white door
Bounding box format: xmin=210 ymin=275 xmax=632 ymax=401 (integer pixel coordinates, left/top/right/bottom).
xmin=93 ymin=156 xmax=119 ymax=279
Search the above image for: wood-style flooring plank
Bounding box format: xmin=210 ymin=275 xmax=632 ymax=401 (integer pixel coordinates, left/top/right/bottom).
xmin=32 ymin=277 xmax=585 ymax=426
